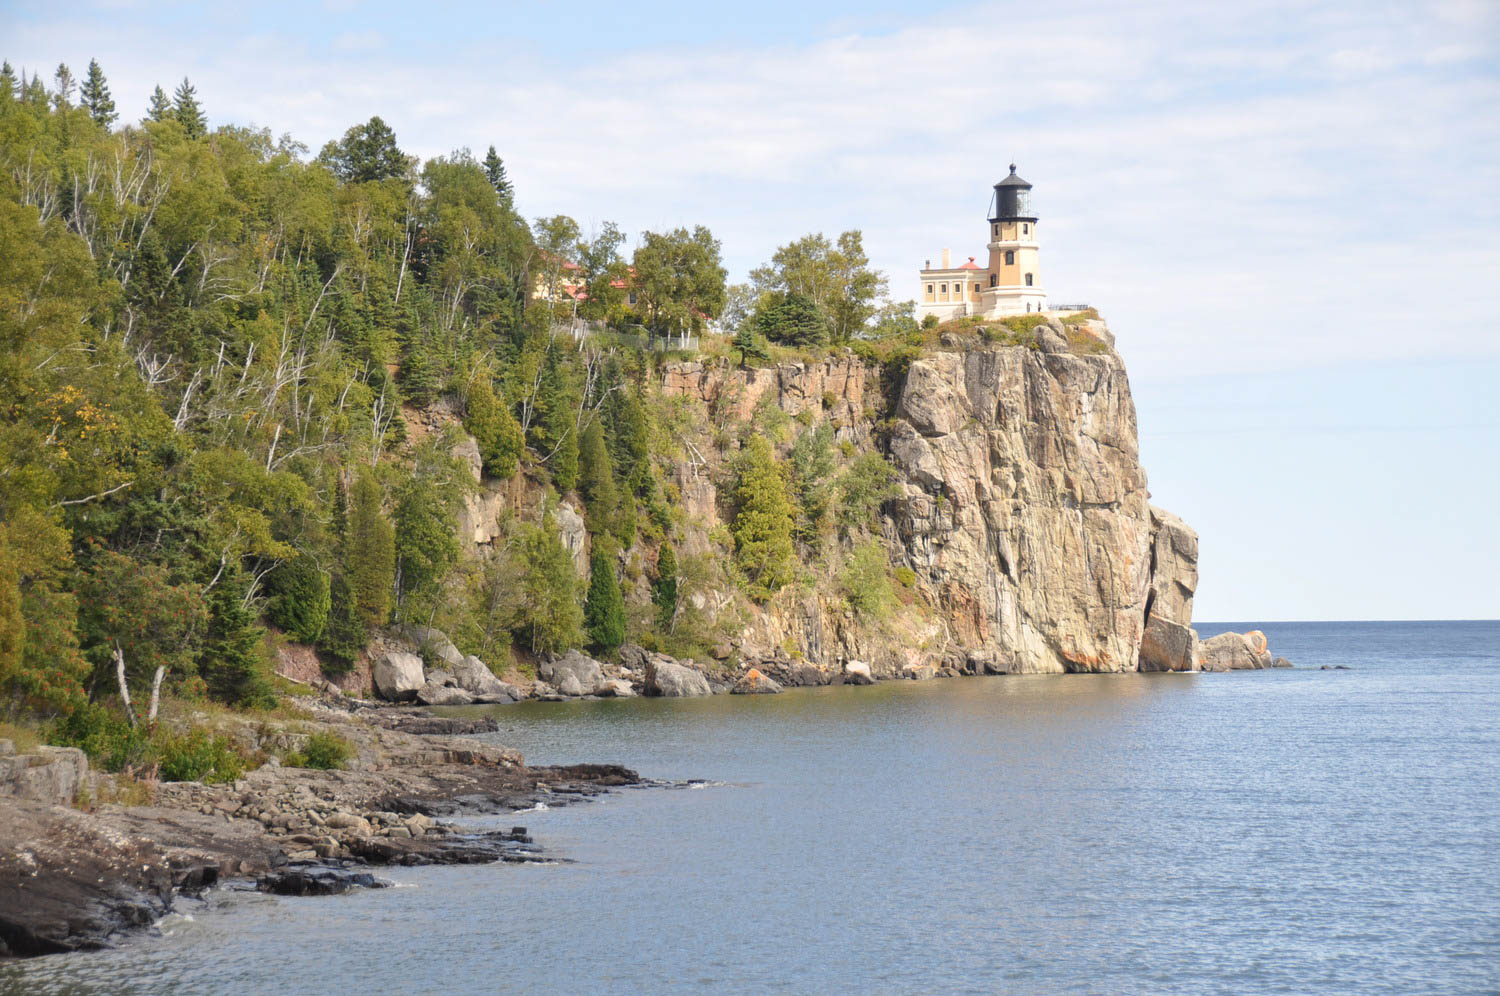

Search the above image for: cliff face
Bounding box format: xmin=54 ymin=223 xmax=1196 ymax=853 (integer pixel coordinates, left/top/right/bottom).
xmin=652 ymin=321 xmax=1199 ymax=676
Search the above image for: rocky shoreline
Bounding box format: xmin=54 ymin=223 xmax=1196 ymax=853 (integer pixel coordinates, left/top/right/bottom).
xmin=0 ymin=706 xmax=642 ymax=959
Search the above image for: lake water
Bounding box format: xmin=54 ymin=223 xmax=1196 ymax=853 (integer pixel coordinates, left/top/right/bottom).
xmin=5 ymin=621 xmax=1499 ymax=994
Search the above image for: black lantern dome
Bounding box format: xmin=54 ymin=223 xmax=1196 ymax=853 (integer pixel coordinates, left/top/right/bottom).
xmin=988 ymin=164 xmax=1036 ymax=223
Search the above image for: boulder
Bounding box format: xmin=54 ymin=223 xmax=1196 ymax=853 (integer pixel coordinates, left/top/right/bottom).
xmin=557 ymin=675 xmax=585 ymax=697
xmin=540 ymin=650 xmax=604 ymax=696
xmin=323 ymin=812 xmax=372 ymax=835
xmin=1035 ymin=326 xmax=1070 ymax=353
xmin=1138 ymin=614 xmax=1199 ymax=672
xmin=1272 ymin=656 xmax=1293 ymax=669
xmin=1198 ymin=632 xmax=1266 ymax=672
xmin=597 ymin=679 xmax=636 ymax=698
xmin=451 ymin=655 xmax=511 ymax=697
xmin=0 ymin=746 xmax=88 ymax=805
xmin=645 ymin=658 xmax=713 ymax=697
xmin=373 ymin=652 xmax=425 ymax=702
xmin=843 ymin=660 xmax=875 ymax=686
xmin=398 ymin=625 xmax=464 ymax=667
xmin=902 ymin=662 xmax=938 ymax=681
xmin=416 ymin=683 xmax=474 ymax=706
xmin=731 ymin=668 xmax=783 ymax=695
xmin=617 ymin=644 xmax=650 ymax=671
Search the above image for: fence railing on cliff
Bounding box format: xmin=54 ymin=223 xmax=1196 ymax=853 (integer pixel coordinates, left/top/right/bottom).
xmin=555 ymin=323 xmax=700 ymax=352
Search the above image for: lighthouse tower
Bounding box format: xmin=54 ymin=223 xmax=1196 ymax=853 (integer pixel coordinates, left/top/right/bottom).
xmin=916 ymin=164 xmax=1047 ymax=322
xmin=981 ymin=164 xmax=1046 ymax=316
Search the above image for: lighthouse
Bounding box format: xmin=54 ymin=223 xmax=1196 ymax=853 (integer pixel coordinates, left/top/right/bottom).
xmin=917 ymin=164 xmax=1048 ymax=322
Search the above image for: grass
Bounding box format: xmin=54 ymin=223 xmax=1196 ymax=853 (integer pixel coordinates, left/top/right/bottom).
xmin=0 ymin=720 xmax=43 ymax=753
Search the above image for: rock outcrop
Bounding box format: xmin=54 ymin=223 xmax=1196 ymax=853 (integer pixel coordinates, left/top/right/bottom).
xmin=1198 ymin=631 xmax=1275 ymax=671
xmin=643 ymin=657 xmax=713 ymax=698
xmin=373 ymin=652 xmax=425 ymax=702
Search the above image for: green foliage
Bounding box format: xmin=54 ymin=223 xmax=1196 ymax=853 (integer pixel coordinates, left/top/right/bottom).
xmin=392 ymin=439 xmax=467 ymax=617
xmin=199 ymin=572 xmax=276 ymax=709
xmin=749 ymin=230 xmax=887 ymax=343
xmin=345 ymin=471 xmax=395 ymax=627
xmin=837 ymin=451 xmax=901 ymax=534
xmin=577 ymin=419 xmax=618 ymax=537
xmin=172 ymin=77 xmax=205 ymax=138
xmin=482 ymin=145 xmax=513 ymax=202
xmin=464 ymin=376 xmax=524 ymax=478
xmin=48 ymin=703 xmax=149 ymax=773
xmin=318 ymin=573 xmax=367 ymax=671
xmin=145 ymin=85 xmax=171 ymax=122
xmin=512 ymin=517 xmax=583 ymax=654
xmin=318 ymin=115 xmax=411 ymax=183
xmin=75 ymin=549 xmax=208 ymax=701
xmin=284 ymin=729 xmax=353 ymax=770
xmin=264 ymin=553 xmax=331 ymax=644
xmin=80 ymin=60 xmax=116 ymax=128
xmin=732 ymin=325 xmax=770 ymax=368
xmin=842 ymin=540 xmax=894 ymax=619
xmin=154 ymin=727 xmax=246 ymax=783
xmin=731 ymin=437 xmax=798 ymax=601
xmin=631 ymin=226 xmax=727 ymax=340
xmin=583 ymin=545 xmax=626 ymax=654
xmin=920 ymin=314 xmax=940 ymax=330
xmin=751 ymin=291 xmax=827 ymax=347
xmin=788 ymin=422 xmax=835 ymax=547
xmin=652 ymin=540 xmax=678 ymax=628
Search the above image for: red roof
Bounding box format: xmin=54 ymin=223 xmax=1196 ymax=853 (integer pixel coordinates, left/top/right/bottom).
xmin=958 ymin=257 xmax=981 ymax=269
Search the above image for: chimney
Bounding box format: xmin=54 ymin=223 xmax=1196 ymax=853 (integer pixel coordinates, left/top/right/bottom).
xmin=941 ymin=248 xmax=951 ymax=269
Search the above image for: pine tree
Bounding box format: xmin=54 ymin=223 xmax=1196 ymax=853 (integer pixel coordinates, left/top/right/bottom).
xmin=464 ymin=376 xmax=524 ymax=478
xmin=199 ymin=572 xmax=275 ymax=708
xmin=146 ymin=85 xmax=172 ymax=123
xmin=577 ymin=419 xmax=617 ymax=537
xmin=0 ymin=62 xmax=16 ymax=102
xmin=345 ymin=471 xmax=395 ymax=626
xmin=731 ymin=436 xmax=798 ymax=601
xmin=733 ymin=326 xmax=770 ymax=369
xmin=24 ymin=72 xmax=47 ymax=108
xmin=318 ymin=573 xmax=367 ymax=671
xmin=652 ymin=540 xmax=678 ymax=629
xmin=583 ymin=545 xmax=625 ymax=654
xmin=483 ymin=145 xmax=513 ymax=201
xmin=514 ymin=518 xmax=583 ymax=654
xmin=80 ymin=59 xmax=117 ymax=127
xmin=172 ymin=77 xmax=206 ymax=138
xmin=51 ymin=64 xmax=75 ymax=110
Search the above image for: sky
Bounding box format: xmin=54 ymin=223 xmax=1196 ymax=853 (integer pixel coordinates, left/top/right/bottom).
xmin=3 ymin=0 xmax=1498 ymax=621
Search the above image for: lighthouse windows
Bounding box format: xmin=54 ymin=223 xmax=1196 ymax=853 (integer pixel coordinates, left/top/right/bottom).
xmin=993 ymin=224 xmax=998 ymax=237
xmin=1025 ymin=273 xmax=1034 ymax=286
xmin=1005 ymin=250 xmax=1014 ymax=265
xmin=1023 ymin=224 xmax=1029 ymax=235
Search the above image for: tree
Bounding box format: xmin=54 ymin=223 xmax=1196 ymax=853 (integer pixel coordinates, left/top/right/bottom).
xmin=751 ymin=291 xmax=826 ymax=347
xmin=577 ymin=419 xmax=618 ymax=537
xmin=80 ymin=59 xmax=116 ymax=127
xmin=482 ymin=145 xmax=513 ymax=201
xmin=576 ymin=222 xmax=628 ymax=322
xmin=731 ymin=436 xmax=798 ymax=601
xmin=318 ymin=116 xmax=411 ymax=184
xmin=837 ymin=451 xmax=901 ymax=534
xmin=631 ymin=226 xmax=727 ymax=342
xmin=264 ymin=553 xmax=331 ymax=644
xmin=345 ymin=471 xmax=395 ymax=626
xmin=0 ymin=62 xmax=16 ymax=102
xmin=51 ymin=64 xmax=76 ymax=110
xmin=513 ymin=517 xmax=582 ymax=654
xmin=869 ymin=300 xmax=919 ymax=340
xmin=842 ymin=539 xmax=894 ymax=619
xmin=464 ymin=376 xmax=524 ymax=478
xmin=583 ymin=545 xmax=625 ymax=654
xmin=652 ymin=540 xmax=678 ymax=629
xmin=732 ymin=325 xmax=770 ymax=369
xmin=173 ymin=77 xmax=206 ymax=138
xmin=392 ymin=445 xmax=464 ymax=617
xmin=318 ymin=574 xmax=367 ymax=670
xmin=532 ymin=214 xmax=581 ymax=307
xmin=788 ymin=421 xmax=835 ymax=545
xmin=750 ymin=230 xmax=887 ymax=343
xmin=146 ymin=85 xmax=172 ymax=122
xmin=199 ymin=571 xmax=275 ymax=708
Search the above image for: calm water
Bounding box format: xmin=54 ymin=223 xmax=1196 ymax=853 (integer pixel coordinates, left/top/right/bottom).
xmin=5 ymin=621 xmax=1499 ymax=994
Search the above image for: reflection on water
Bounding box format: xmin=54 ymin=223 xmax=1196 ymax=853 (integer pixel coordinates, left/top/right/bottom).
xmin=5 ymin=622 xmax=1498 ymax=995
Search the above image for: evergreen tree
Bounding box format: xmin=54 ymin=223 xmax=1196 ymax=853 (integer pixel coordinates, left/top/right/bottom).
xmin=398 ymin=343 xmax=440 ymax=406
xmin=146 ymin=85 xmax=172 ymax=123
xmin=583 ymin=545 xmax=625 ymax=655
xmin=24 ymin=72 xmax=48 ymax=108
xmin=464 ymin=376 xmax=524 ymax=478
xmin=173 ymin=77 xmax=207 ymax=138
xmin=733 ymin=325 xmax=770 ymax=368
xmin=199 ymin=572 xmax=275 ymax=708
xmin=345 ymin=471 xmax=395 ymax=626
xmin=652 ymin=540 xmax=678 ymax=629
xmin=393 ymin=473 xmax=460 ymax=616
xmin=577 ymin=419 xmax=618 ymax=537
xmin=752 ymin=290 xmax=827 ymax=347
xmin=0 ymin=62 xmax=16 ymax=102
xmin=264 ymin=553 xmax=331 ymax=644
xmin=731 ymin=436 xmax=798 ymax=601
xmin=318 ymin=573 xmax=367 ymax=671
xmin=80 ymin=59 xmax=116 ymax=127
xmin=318 ymin=115 xmax=410 ymax=184
xmin=0 ymin=530 xmax=25 ymax=696
xmin=51 ymin=64 xmax=75 ymax=110
xmin=482 ymin=145 xmax=513 ymax=201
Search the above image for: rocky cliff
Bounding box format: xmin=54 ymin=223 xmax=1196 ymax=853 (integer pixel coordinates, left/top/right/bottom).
xmin=647 ymin=317 xmax=1200 ymax=677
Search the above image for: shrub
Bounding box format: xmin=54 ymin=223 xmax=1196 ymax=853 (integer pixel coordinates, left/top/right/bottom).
xmin=920 ymin=314 xmax=939 ymax=330
xmin=284 ymin=730 xmax=353 ymax=770
xmin=154 ymin=727 xmax=247 ymax=784
xmin=48 ymin=703 xmax=149 ymax=773
xmin=842 ymin=540 xmax=894 ymax=619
